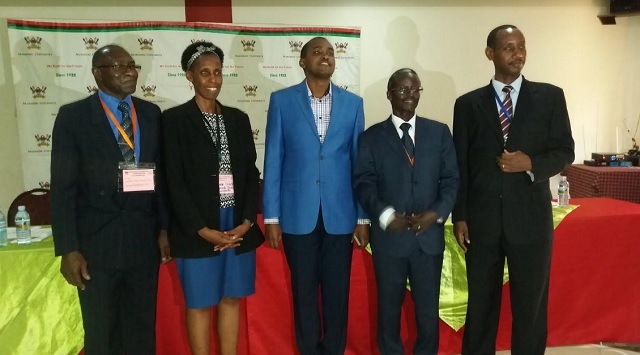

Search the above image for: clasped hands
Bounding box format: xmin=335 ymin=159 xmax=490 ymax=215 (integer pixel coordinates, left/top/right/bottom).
xmin=387 ymin=210 xmax=438 ymax=235
xmin=496 ymin=149 xmax=532 ymax=173
xmin=198 ymin=222 xmax=250 ymax=252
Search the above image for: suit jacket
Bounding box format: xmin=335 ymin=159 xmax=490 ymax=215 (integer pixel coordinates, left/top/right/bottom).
xmin=452 ymin=78 xmax=575 ymax=245
xmin=51 ymin=93 xmax=167 ymax=269
xmin=354 ymin=116 xmax=459 ymax=257
xmin=162 ymin=98 xmax=263 ymax=258
xmin=263 ymin=81 xmax=366 ymax=235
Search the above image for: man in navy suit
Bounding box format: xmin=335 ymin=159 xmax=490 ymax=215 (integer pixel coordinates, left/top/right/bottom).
xmin=452 ymin=25 xmax=574 ymax=354
xmin=262 ymin=37 xmax=370 ymax=355
xmin=51 ymin=45 xmax=169 ymax=354
xmin=354 ymin=68 xmax=459 ymax=355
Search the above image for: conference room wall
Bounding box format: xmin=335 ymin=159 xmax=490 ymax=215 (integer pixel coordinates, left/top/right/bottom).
xmin=0 ymin=1 xmax=185 ymax=213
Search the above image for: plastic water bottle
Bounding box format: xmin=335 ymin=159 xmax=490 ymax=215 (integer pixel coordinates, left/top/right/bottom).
xmin=558 ymin=176 xmax=570 ymax=206
xmin=0 ymin=209 xmax=7 ymax=247
xmin=15 ymin=205 xmax=32 ymax=245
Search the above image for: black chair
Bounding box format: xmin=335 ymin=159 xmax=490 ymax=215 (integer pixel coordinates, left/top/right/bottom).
xmin=7 ymin=188 xmax=51 ymax=227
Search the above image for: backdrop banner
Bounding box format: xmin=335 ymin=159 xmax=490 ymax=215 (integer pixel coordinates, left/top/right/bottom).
xmin=7 ymin=19 xmax=361 ymax=189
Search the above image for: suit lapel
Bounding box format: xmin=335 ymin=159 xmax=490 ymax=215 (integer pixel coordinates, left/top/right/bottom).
xmin=133 ymin=97 xmax=149 ymax=163
xmin=478 ymin=83 xmax=505 ymax=146
xmin=185 ymin=98 xmax=217 ymax=148
xmin=381 ymin=117 xmax=410 ymax=163
xmin=88 ymin=93 xmax=125 ymax=161
xmin=293 ymin=81 xmax=320 ymax=141
xmin=506 ymin=78 xmax=533 ymax=147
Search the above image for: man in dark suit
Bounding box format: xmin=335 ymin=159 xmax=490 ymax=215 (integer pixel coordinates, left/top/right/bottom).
xmin=353 ymin=68 xmax=459 ymax=355
xmin=51 ymin=44 xmax=169 ymax=354
xmin=452 ymin=25 xmax=575 ymax=354
xmin=262 ymin=37 xmax=370 ymax=355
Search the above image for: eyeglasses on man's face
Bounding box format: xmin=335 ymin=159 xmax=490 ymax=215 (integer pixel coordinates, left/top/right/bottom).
xmin=95 ymin=64 xmax=142 ymax=73
xmin=389 ymin=86 xmax=423 ymax=95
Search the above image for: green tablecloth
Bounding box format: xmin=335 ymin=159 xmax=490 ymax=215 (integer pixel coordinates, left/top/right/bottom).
xmin=0 ymin=235 xmax=83 ymax=355
xmin=367 ymin=204 xmax=579 ymax=331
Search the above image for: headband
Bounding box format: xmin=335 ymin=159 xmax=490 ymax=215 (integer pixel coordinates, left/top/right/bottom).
xmin=186 ymin=44 xmax=220 ymax=70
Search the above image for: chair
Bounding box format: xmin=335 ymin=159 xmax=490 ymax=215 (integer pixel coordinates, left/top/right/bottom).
xmin=7 ymin=188 xmax=51 ymax=227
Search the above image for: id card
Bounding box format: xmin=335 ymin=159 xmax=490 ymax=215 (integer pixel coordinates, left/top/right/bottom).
xmin=118 ymin=162 xmax=156 ymax=193
xmin=219 ymin=174 xmax=234 ymax=195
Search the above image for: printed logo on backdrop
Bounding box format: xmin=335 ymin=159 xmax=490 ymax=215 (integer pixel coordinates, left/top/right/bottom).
xmin=24 ymin=86 xmax=56 ymax=105
xmin=335 ymin=42 xmax=348 ymax=54
xmin=289 ymin=41 xmax=303 ymax=53
xmin=252 ymin=129 xmax=259 ymax=141
xmin=30 ymin=86 xmax=46 ymax=99
xmin=35 ymin=134 xmax=51 ymax=147
xmin=29 ymin=134 xmax=53 ymax=153
xmin=191 ymin=39 xmax=207 ymax=44
xmin=339 ymin=85 xmax=348 ymax=91
xmin=87 ymin=86 xmax=98 ymax=94
xmin=141 ymin=85 xmax=156 ymax=97
xmin=138 ymin=38 xmax=154 ymax=50
xmin=83 ymin=37 xmax=99 ymax=50
xmin=24 ymin=36 xmax=42 ymax=50
xmin=241 ymin=40 xmax=256 ymax=52
xmin=39 ymin=181 xmax=51 ymax=189
xmin=243 ymin=85 xmax=258 ymax=97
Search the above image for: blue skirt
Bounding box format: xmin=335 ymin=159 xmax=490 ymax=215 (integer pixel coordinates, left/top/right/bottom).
xmin=176 ymin=207 xmax=256 ymax=308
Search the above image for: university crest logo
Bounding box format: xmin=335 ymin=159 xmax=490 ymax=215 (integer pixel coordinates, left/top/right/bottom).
xmin=35 ymin=134 xmax=52 ymax=147
xmin=24 ymin=36 xmax=42 ymax=50
xmin=83 ymin=37 xmax=100 ymax=50
xmin=252 ymin=129 xmax=259 ymax=141
xmin=138 ymin=38 xmax=154 ymax=50
xmin=30 ymin=86 xmax=47 ymax=99
xmin=191 ymin=39 xmax=207 ymax=44
xmin=334 ymin=42 xmax=348 ymax=54
xmin=289 ymin=41 xmax=303 ymax=53
xmin=87 ymin=86 xmax=98 ymax=94
xmin=243 ymin=85 xmax=258 ymax=97
xmin=241 ymin=40 xmax=256 ymax=52
xmin=140 ymin=85 xmax=156 ymax=97
xmin=39 ymin=181 xmax=51 ymax=189
xmin=339 ymin=85 xmax=349 ymax=91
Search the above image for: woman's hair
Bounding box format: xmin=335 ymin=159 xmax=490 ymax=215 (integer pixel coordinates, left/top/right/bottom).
xmin=181 ymin=41 xmax=225 ymax=72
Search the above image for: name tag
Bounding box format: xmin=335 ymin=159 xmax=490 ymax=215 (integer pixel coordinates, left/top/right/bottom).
xmin=118 ymin=162 xmax=156 ymax=193
xmin=219 ymin=174 xmax=234 ymax=195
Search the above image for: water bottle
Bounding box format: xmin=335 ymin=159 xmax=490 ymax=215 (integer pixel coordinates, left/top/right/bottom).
xmin=0 ymin=209 xmax=7 ymax=247
xmin=557 ymin=176 xmax=570 ymax=206
xmin=15 ymin=205 xmax=32 ymax=245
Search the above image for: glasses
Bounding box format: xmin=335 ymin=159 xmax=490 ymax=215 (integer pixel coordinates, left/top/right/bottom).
xmin=390 ymin=86 xmax=423 ymax=95
xmin=95 ymin=64 xmax=141 ymax=73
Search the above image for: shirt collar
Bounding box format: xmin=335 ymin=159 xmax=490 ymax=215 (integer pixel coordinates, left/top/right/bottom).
xmin=491 ymin=74 xmax=523 ymax=94
xmin=306 ymin=81 xmax=332 ymax=99
xmin=391 ymin=113 xmax=416 ymax=130
xmin=98 ymin=89 xmax=133 ymax=107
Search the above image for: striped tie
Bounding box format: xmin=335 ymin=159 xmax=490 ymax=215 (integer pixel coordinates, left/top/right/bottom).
xmin=499 ymin=85 xmax=513 ymax=142
xmin=117 ymin=101 xmax=135 ymax=163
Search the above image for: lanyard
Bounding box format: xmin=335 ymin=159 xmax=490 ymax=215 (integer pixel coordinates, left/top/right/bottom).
xmin=493 ymin=89 xmax=513 ymax=122
xmin=100 ymin=98 xmax=138 ymax=151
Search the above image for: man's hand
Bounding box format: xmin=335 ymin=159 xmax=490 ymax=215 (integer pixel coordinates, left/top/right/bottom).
xmin=387 ymin=212 xmax=410 ymax=233
xmin=198 ymin=227 xmax=241 ymax=252
xmin=453 ymin=221 xmax=471 ymax=253
xmin=60 ymin=251 xmax=90 ymax=290
xmin=352 ymin=224 xmax=370 ymax=249
xmin=408 ymin=210 xmax=439 ymax=235
xmin=265 ymin=224 xmax=283 ymax=249
xmin=497 ymin=149 xmax=532 ymax=173
xmin=158 ymin=229 xmax=171 ymax=263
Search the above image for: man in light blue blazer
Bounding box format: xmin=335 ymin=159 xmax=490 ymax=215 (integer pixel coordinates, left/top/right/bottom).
xmin=262 ymin=37 xmax=370 ymax=355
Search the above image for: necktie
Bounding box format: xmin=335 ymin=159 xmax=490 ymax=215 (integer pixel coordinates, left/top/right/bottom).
xmin=400 ymin=122 xmax=414 ymax=159
xmin=117 ymin=101 xmax=135 ymax=163
xmin=499 ymin=85 xmax=514 ymax=141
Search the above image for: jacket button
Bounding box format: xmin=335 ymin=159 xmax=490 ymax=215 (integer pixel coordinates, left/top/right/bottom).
xmin=316 ymin=180 xmax=320 ymax=184
xmin=99 ymin=191 xmax=105 ymax=196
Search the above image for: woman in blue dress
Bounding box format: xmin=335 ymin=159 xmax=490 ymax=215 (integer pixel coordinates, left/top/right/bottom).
xmin=162 ymin=41 xmax=263 ymax=355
